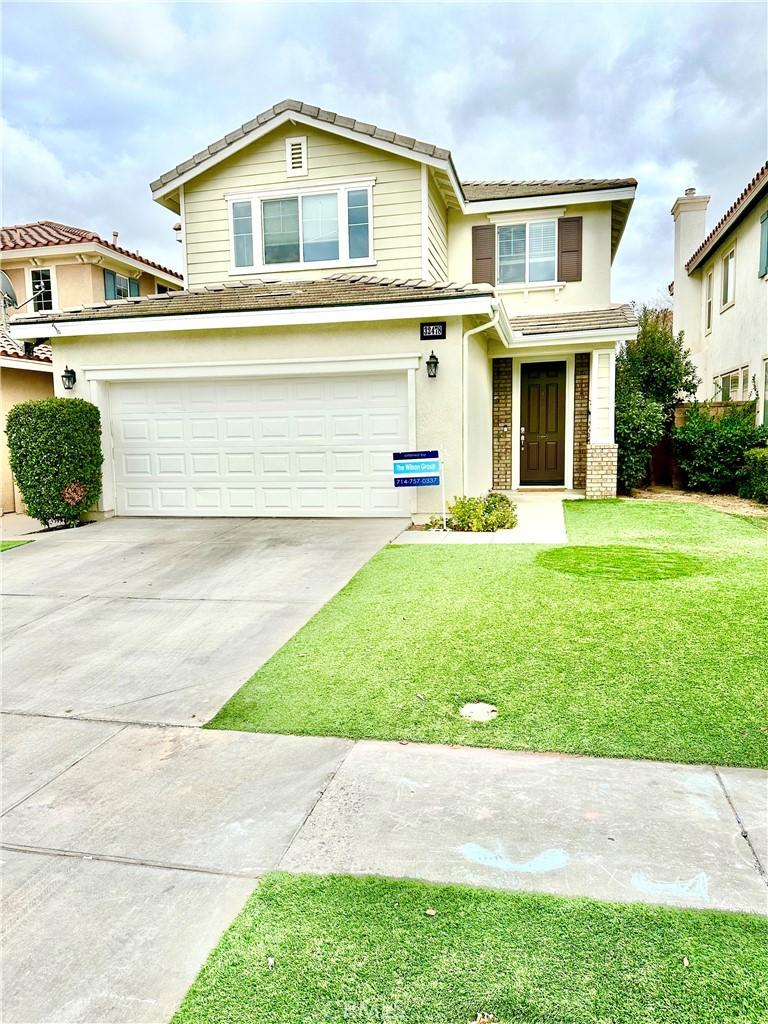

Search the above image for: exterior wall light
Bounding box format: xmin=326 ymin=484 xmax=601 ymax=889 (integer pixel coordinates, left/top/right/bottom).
xmin=61 ymin=366 xmax=77 ymax=390
xmin=426 ymin=351 xmax=439 ymax=378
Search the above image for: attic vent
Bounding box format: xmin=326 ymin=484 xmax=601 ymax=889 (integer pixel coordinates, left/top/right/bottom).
xmin=285 ymin=136 xmax=308 ymax=177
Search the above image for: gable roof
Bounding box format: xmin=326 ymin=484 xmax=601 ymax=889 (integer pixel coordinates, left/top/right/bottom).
xmin=1 ymin=221 xmax=183 ymax=280
xmin=462 ymin=178 xmax=637 ymax=202
xmin=686 ymin=162 xmax=768 ymax=273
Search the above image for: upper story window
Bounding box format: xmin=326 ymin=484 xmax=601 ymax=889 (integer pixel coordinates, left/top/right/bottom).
xmin=705 ymin=269 xmax=713 ymax=332
xmin=497 ymin=220 xmax=557 ymax=285
xmin=721 ymin=247 xmax=735 ymax=308
xmin=30 ymin=268 xmax=53 ymax=311
xmin=759 ymin=212 xmax=768 ymax=278
xmin=104 ymin=268 xmax=140 ymax=300
xmin=229 ymin=182 xmax=374 ymax=273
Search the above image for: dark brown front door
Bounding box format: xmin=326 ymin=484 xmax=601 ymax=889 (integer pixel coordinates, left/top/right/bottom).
xmin=520 ymin=362 xmax=566 ymax=485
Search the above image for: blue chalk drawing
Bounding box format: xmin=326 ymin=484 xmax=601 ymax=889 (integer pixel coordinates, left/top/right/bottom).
xmin=462 ymin=843 xmax=570 ymax=874
xmin=631 ymin=871 xmax=709 ymax=901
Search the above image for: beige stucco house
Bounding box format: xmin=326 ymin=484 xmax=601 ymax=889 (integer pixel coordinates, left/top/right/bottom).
xmin=11 ymin=100 xmax=638 ymax=520
xmin=672 ymin=163 xmax=768 ymax=424
xmin=1 ymin=221 xmax=183 ymax=513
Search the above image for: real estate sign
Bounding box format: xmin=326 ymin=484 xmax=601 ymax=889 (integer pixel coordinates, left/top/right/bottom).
xmin=392 ymin=449 xmax=447 ymax=529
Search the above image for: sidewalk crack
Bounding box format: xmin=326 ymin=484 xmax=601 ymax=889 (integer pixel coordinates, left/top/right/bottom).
xmin=712 ymin=765 xmax=767 ymax=886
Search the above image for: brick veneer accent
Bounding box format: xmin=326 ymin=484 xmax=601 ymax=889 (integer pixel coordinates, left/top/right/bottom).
xmin=492 ymin=359 xmax=513 ymax=489
xmin=586 ymin=443 xmax=618 ymax=498
xmin=573 ymin=353 xmax=590 ymax=490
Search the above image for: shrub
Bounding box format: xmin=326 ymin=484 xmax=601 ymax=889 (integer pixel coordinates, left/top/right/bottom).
xmin=741 ymin=448 xmax=768 ymax=504
xmin=614 ymin=362 xmax=665 ymax=493
xmin=428 ymin=492 xmax=517 ymax=532
xmin=6 ymin=397 xmax=103 ymax=527
xmin=673 ymin=402 xmax=768 ymax=494
xmin=620 ymin=306 xmax=699 ymax=419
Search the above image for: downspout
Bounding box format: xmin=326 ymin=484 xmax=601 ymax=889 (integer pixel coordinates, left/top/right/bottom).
xmin=462 ymin=297 xmax=501 ymax=495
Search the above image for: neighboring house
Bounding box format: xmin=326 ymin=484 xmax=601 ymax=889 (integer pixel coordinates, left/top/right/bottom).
xmin=671 ymin=163 xmax=768 ymax=424
xmin=11 ymin=100 xmax=638 ymax=520
xmin=1 ymin=221 xmax=183 ymax=514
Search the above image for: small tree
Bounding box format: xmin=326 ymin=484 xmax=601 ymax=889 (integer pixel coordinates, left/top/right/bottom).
xmin=6 ymin=397 xmax=103 ymax=527
xmin=621 ymin=306 xmax=699 ymax=419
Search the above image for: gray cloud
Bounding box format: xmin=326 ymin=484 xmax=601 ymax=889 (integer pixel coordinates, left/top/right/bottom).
xmin=3 ymin=1 xmax=766 ymax=302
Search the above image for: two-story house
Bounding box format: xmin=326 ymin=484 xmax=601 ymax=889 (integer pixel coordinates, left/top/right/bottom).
xmin=1 ymin=221 xmax=183 ymax=514
xmin=10 ymin=100 xmax=638 ymax=520
xmin=671 ymin=163 xmax=768 ymax=424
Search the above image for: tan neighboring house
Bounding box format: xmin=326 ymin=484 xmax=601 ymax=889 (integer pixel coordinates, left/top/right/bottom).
xmin=1 ymin=221 xmax=182 ymax=513
xmin=11 ymin=100 xmax=638 ymax=520
xmin=672 ymin=163 xmax=768 ymax=423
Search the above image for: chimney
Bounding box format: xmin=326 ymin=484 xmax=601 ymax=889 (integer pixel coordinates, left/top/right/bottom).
xmin=671 ymin=186 xmax=710 ymax=342
xmin=112 ymin=231 xmax=119 ymax=245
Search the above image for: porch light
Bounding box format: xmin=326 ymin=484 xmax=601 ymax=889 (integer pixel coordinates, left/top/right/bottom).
xmin=426 ymin=351 xmax=439 ymax=378
xmin=61 ymin=366 xmax=77 ymax=390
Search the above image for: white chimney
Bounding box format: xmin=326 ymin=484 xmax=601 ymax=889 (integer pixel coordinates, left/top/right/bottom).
xmin=112 ymin=230 xmax=119 ymax=245
xmin=671 ymin=187 xmax=710 ymax=343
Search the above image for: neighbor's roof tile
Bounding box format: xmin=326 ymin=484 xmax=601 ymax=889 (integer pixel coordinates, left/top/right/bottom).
xmin=685 ymin=162 xmax=768 ymax=273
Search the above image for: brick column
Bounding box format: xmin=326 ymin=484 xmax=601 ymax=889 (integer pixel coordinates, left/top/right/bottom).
xmin=586 ymin=444 xmax=618 ymax=499
xmin=573 ymin=353 xmax=590 ymax=490
xmin=492 ymin=359 xmax=513 ymax=489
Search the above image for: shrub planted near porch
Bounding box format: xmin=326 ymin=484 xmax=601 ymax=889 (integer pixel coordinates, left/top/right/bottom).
xmin=429 ymin=492 xmax=517 ymax=532
xmin=741 ymin=447 xmax=768 ymax=504
xmin=6 ymin=397 xmax=103 ymax=527
xmin=673 ymin=401 xmax=768 ymax=494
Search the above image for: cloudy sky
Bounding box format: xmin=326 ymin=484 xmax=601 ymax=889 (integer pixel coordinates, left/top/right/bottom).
xmin=3 ymin=1 xmax=766 ymax=303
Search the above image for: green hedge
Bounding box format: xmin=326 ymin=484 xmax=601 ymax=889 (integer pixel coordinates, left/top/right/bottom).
xmin=742 ymin=448 xmax=768 ymax=504
xmin=6 ymin=397 xmax=103 ymax=527
xmin=673 ymin=402 xmax=768 ymax=494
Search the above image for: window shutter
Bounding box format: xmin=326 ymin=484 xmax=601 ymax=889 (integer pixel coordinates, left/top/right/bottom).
xmin=472 ymin=225 xmax=496 ymax=285
xmin=557 ymin=216 xmax=582 ymax=282
xmin=129 ymin=278 xmax=140 ymax=297
xmin=759 ymin=212 xmax=768 ymax=278
xmin=103 ymin=269 xmax=116 ymax=300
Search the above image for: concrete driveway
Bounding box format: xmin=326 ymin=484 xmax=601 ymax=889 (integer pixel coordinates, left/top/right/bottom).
xmin=2 ymin=516 xmax=406 ymax=726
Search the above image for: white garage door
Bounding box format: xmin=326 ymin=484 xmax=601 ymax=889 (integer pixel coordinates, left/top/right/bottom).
xmin=110 ymin=373 xmax=410 ymax=517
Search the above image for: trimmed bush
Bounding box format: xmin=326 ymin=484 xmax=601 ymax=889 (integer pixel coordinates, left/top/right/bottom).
xmin=673 ymin=402 xmax=768 ymax=494
xmin=429 ymin=492 xmax=518 ymax=532
xmin=742 ymin=448 xmax=768 ymax=504
xmin=615 ymin=376 xmax=665 ymax=493
xmin=6 ymin=397 xmax=103 ymax=527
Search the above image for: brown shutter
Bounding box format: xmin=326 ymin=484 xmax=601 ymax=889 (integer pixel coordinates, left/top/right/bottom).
xmin=558 ymin=216 xmax=582 ymax=282
xmin=472 ymin=225 xmax=496 ymax=285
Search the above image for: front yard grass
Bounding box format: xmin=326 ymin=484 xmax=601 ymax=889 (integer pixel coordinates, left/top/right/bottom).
xmin=172 ymin=872 xmax=768 ymax=1024
xmin=208 ymin=500 xmax=768 ymax=768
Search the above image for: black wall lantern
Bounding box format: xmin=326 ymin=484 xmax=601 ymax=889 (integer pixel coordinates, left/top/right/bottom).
xmin=426 ymin=351 xmax=439 ymax=378
xmin=61 ymin=366 xmax=77 ymax=390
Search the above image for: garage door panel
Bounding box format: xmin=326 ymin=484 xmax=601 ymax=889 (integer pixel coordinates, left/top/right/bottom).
xmin=110 ymin=373 xmax=410 ymax=517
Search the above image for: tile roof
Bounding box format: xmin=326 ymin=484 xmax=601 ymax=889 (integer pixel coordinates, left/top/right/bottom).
xmin=462 ymin=178 xmax=637 ymax=201
xmin=0 ymin=221 xmax=183 ymax=280
xmin=685 ymin=162 xmax=768 ymax=273
xmin=508 ymin=305 xmax=637 ymax=336
xmin=150 ymin=99 xmax=454 ymax=195
xmin=11 ymin=274 xmax=493 ymax=325
xmin=0 ymin=326 xmax=53 ymax=363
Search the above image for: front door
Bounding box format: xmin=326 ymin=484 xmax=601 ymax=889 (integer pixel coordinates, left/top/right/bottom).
xmin=520 ymin=362 xmax=566 ymax=485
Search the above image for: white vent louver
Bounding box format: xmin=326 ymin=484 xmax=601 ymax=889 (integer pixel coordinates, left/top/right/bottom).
xmin=285 ymin=136 xmax=308 ymax=177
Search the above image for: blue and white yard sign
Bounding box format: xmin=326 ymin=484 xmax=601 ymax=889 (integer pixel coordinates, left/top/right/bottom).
xmin=393 ymin=449 xmax=448 ymax=529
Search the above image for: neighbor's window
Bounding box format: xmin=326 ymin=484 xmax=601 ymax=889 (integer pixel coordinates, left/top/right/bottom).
xmin=741 ymin=365 xmax=750 ymax=400
xmin=705 ymin=270 xmax=713 ymax=331
xmin=231 ymin=184 xmax=372 ymax=271
xmin=497 ymin=220 xmax=556 ymax=285
xmin=763 ymin=359 xmax=768 ymax=425
xmin=718 ymin=366 xmax=746 ymax=402
xmin=721 ymin=247 xmax=735 ymax=306
xmin=104 ymin=269 xmax=139 ymax=300
xmin=30 ymin=268 xmax=53 ymax=311
xmin=759 ymin=212 xmax=768 ymax=278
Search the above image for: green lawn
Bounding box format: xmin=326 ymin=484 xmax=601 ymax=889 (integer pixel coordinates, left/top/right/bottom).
xmin=208 ymin=500 xmax=768 ymax=768
xmin=172 ymin=873 xmax=768 ymax=1024
xmin=0 ymin=540 xmax=31 ymax=551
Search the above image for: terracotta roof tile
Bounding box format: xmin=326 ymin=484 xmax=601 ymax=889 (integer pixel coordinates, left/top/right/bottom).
xmin=12 ymin=274 xmax=492 ymax=326
xmin=0 ymin=221 xmax=183 ymax=280
xmin=0 ymin=328 xmax=53 ymax=363
xmin=508 ymin=305 xmax=637 ymax=336
xmin=462 ymin=179 xmax=637 ymax=201
xmin=685 ymin=162 xmax=768 ymax=273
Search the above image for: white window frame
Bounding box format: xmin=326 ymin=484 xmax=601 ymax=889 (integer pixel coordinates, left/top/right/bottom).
xmin=721 ymin=246 xmax=736 ymax=310
xmin=26 ymin=265 xmax=58 ymax=312
xmin=285 ymin=136 xmax=308 ymax=178
xmin=763 ymin=358 xmax=768 ymax=425
xmin=717 ymin=365 xmax=747 ymax=401
xmin=496 ymin=219 xmax=559 ymax=288
xmin=704 ymin=269 xmax=713 ymax=333
xmin=227 ymin=179 xmax=376 ymax=275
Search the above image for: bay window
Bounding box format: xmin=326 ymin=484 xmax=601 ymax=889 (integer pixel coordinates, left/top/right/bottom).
xmin=498 ymin=220 xmax=556 ymax=285
xmin=230 ymin=182 xmax=373 ymax=272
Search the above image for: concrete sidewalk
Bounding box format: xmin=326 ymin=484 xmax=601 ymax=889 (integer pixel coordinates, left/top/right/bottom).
xmin=394 ymin=491 xmax=570 ymax=544
xmin=2 ymin=713 xmax=766 ymax=1022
